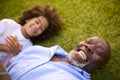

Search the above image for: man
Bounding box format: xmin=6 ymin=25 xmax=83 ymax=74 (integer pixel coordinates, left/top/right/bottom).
xmin=0 ymin=36 xmax=111 ymax=80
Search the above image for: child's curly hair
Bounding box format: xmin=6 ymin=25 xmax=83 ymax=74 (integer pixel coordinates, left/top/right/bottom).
xmin=19 ymin=4 xmax=63 ymax=43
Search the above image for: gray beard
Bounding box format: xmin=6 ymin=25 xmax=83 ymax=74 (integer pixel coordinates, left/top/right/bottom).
xmin=68 ymin=51 xmax=89 ymax=68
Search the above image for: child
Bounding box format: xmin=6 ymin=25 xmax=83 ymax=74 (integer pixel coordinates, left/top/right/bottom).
xmin=0 ymin=4 xmax=63 ymax=67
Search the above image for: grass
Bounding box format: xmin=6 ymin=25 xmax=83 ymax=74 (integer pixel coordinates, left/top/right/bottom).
xmin=0 ymin=0 xmax=120 ymax=80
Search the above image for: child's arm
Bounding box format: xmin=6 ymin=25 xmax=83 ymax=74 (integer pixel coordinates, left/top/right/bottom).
xmin=5 ymin=36 xmax=22 ymax=55
xmin=0 ymin=61 xmax=11 ymax=80
xmin=0 ymin=44 xmax=9 ymax=52
xmin=0 ymin=35 xmax=22 ymax=53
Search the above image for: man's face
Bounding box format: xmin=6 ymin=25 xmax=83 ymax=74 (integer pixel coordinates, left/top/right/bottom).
xmin=68 ymin=37 xmax=110 ymax=70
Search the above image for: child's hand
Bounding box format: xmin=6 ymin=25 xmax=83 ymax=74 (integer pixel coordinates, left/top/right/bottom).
xmin=5 ymin=35 xmax=22 ymax=55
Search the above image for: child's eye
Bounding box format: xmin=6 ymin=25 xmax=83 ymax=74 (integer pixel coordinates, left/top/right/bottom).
xmin=36 ymin=20 xmax=39 ymax=24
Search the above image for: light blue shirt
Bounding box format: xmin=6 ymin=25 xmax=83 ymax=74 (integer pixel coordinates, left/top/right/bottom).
xmin=7 ymin=45 xmax=90 ymax=80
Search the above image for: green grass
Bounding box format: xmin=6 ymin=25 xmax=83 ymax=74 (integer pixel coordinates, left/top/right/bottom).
xmin=0 ymin=0 xmax=120 ymax=80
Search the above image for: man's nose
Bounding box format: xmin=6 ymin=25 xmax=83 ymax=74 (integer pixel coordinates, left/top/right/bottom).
xmin=84 ymin=44 xmax=95 ymax=51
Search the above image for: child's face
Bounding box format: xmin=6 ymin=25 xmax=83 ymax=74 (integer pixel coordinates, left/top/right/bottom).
xmin=22 ymin=16 xmax=49 ymax=38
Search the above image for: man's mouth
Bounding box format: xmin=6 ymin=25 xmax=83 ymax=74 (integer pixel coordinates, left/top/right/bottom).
xmin=77 ymin=50 xmax=87 ymax=61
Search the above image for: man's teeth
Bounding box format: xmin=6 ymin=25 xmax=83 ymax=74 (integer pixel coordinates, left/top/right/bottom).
xmin=78 ymin=51 xmax=87 ymax=60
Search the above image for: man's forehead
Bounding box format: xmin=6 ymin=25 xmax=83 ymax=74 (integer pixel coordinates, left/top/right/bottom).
xmin=86 ymin=37 xmax=104 ymax=42
xmin=87 ymin=37 xmax=99 ymax=40
xmin=78 ymin=37 xmax=98 ymax=43
xmin=78 ymin=37 xmax=106 ymax=46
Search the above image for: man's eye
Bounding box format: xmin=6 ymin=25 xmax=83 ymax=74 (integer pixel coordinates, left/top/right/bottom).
xmin=87 ymin=48 xmax=93 ymax=54
xmin=88 ymin=48 xmax=92 ymax=52
xmin=76 ymin=48 xmax=81 ymax=51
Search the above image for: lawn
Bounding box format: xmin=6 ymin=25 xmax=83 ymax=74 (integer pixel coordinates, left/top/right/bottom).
xmin=0 ymin=0 xmax=120 ymax=80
